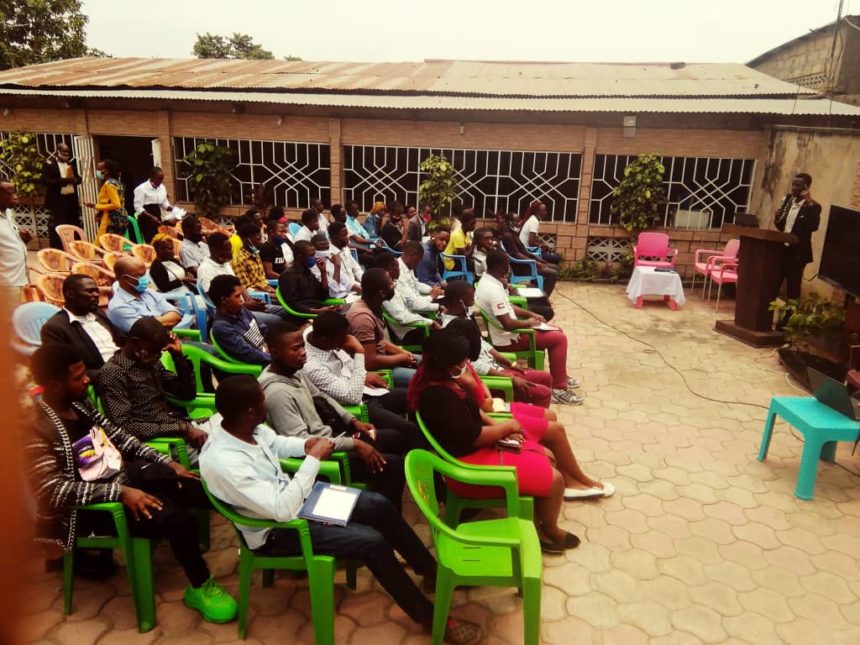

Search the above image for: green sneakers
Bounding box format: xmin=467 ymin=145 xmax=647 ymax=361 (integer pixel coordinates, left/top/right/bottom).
xmin=183 ymin=577 xmax=238 ymax=623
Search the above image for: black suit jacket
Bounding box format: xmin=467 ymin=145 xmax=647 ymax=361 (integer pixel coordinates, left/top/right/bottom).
xmin=42 ymin=159 xmax=82 ymax=213
xmin=40 ymin=309 xmax=125 ymax=377
xmin=775 ymin=195 xmax=821 ymax=265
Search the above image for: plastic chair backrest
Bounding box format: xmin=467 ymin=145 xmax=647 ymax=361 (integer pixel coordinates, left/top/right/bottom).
xmin=196 ymin=281 xmax=216 ymax=311
xmin=71 ymin=262 xmax=115 ymax=286
xmin=636 ymin=232 xmax=670 ymax=256
xmin=158 ymin=225 xmax=180 ymax=239
xmin=288 ymin=221 xmax=301 ymax=237
xmin=12 ymin=301 xmax=61 ymax=345
xmin=56 ymin=225 xmax=86 ymax=254
xmin=37 ymin=249 xmax=76 ymax=273
xmin=102 ymin=252 xmax=126 ymax=272
xmin=724 ymin=238 xmax=740 ymax=259
xmin=131 ymin=244 xmax=156 ymax=266
xmin=35 ymin=274 xmax=67 ymax=305
xmin=125 ymin=215 xmax=143 ymax=245
xmin=416 ymin=412 xmax=461 ymax=464
xmin=68 ymin=240 xmax=103 ymax=262
xmin=98 ymin=233 xmax=132 ymax=253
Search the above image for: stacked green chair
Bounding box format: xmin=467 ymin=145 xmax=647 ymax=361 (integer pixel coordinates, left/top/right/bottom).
xmin=477 ymin=306 xmax=545 ymax=370
xmin=416 ymin=412 xmax=533 ymax=524
xmin=202 ymin=459 xmax=359 ymax=642
xmin=405 ymin=450 xmax=542 ymax=645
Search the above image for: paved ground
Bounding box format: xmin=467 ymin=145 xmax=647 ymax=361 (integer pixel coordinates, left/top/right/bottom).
xmin=16 ymin=282 xmax=860 ymax=644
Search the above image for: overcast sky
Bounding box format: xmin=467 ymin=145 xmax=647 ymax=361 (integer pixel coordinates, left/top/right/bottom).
xmin=81 ymin=0 xmax=849 ymax=64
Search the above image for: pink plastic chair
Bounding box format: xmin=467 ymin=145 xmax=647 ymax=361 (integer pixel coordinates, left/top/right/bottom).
xmin=55 ymin=225 xmax=87 ymax=254
xmin=633 ymin=232 xmax=678 ymax=268
xmin=692 ymin=239 xmax=739 ymax=295
xmin=709 ymin=261 xmax=738 ymax=311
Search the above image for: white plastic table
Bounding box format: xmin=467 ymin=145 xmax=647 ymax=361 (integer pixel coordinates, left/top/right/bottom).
xmin=625 ymin=266 xmax=686 ymax=310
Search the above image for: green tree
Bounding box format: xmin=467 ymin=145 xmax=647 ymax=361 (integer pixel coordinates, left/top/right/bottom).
xmin=0 ymin=131 xmax=45 ymax=223
xmin=192 ymin=32 xmax=274 ymax=60
xmin=418 ymin=154 xmax=458 ymax=226
xmin=609 ymin=153 xmax=667 ymax=235
xmin=180 ymin=141 xmax=236 ymax=217
xmin=0 ymin=0 xmax=105 ymax=69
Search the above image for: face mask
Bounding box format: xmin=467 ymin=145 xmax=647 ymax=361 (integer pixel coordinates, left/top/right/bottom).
xmin=271 ymin=235 xmax=283 ymax=246
xmin=304 ymin=256 xmax=317 ymax=269
xmin=459 ymin=299 xmax=475 ymax=317
xmin=449 ymin=364 xmax=468 ymax=379
xmin=315 ymin=250 xmax=330 ymax=259
xmin=248 ymin=245 xmax=259 ymax=254
xmin=95 ymin=170 xmax=104 ymax=181
xmin=127 ymin=274 xmax=150 ymax=293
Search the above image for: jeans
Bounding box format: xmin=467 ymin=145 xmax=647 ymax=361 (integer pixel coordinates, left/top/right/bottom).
xmin=392 ymin=367 xmax=417 ymax=388
xmin=259 ymin=490 xmax=435 ymax=624
xmin=504 ymin=329 xmax=569 ymax=389
xmin=365 ymin=388 xmax=424 ymax=451
xmin=251 ymin=309 xmax=283 ymax=327
xmin=348 ymin=427 xmax=406 ymax=511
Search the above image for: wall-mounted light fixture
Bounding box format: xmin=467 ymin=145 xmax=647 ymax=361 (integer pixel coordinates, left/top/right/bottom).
xmin=276 ymin=116 xmax=284 ymax=126
xmin=459 ymin=123 xmax=465 ymax=135
xmin=1 ymin=108 xmax=10 ymax=117
xmin=623 ymin=115 xmax=637 ymax=138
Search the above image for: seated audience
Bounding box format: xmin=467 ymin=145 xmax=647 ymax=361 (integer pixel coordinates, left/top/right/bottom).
xmin=27 ymin=344 xmax=237 ymax=624
xmin=233 ymin=222 xmax=277 ymax=297
xmin=398 ymin=241 xmax=444 ymax=308
xmin=495 ymin=211 xmax=558 ymax=297
xmin=40 ymin=274 xmax=124 ymax=379
xmin=520 ymin=200 xmax=563 ymax=265
xmin=310 ymin=198 xmax=330 ymax=236
xmin=293 ymin=208 xmax=319 ymax=243
xmin=410 ymin=329 xmax=600 ymax=553
xmin=150 ymin=233 xmax=197 ymax=295
xmin=344 ymin=200 xmax=376 ymax=248
xmin=310 ymin=232 xmax=359 ymax=299
xmin=108 ymin=256 xmax=181 ymax=333
xmin=199 ymin=375 xmax=479 ymax=643
xmin=259 ymin=218 xmax=292 ymax=278
xmin=377 ymin=252 xmax=441 ymax=346
xmin=472 ymin=227 xmax=495 ymax=278
xmin=229 ymin=210 xmax=262 ymax=257
xmin=380 ymin=202 xmax=408 ymax=251
xmin=278 ymin=240 xmax=338 ymax=318
xmin=198 ymin=232 xmax=284 ymax=327
xmin=346 ymin=268 xmax=419 ymax=388
xmin=362 ymin=200 xmax=385 ymax=239
xmin=475 ymin=250 xmax=582 ymax=405
xmin=258 ymin=321 xmax=406 ymax=509
xmin=179 ymin=215 xmax=209 ymax=275
xmin=443 ymin=209 xmax=477 ymax=270
xmin=440 ymin=282 xmax=553 ymax=408
xmin=329 ymin=221 xmax=364 ymax=289
xmin=303 ymin=311 xmax=421 ymax=449
xmin=96 ymin=317 xmax=208 ymax=450
xmin=209 ymin=274 xmax=270 ymax=366
xmin=415 ymin=228 xmax=449 ymax=287
xmin=406 ymin=204 xmax=430 ymax=242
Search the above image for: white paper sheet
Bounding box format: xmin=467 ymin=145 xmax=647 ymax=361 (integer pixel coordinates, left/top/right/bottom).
xmin=534 ymin=323 xmax=560 ymax=331
xmin=515 ymin=288 xmax=546 ymax=298
xmin=312 ymin=486 xmax=359 ymax=523
xmin=363 ymin=386 xmax=390 ymax=397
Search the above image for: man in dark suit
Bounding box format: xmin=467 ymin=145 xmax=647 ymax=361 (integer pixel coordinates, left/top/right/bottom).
xmin=40 ymin=274 xmax=124 ymax=379
xmin=42 ymin=143 xmax=82 ymax=249
xmin=774 ymin=172 xmax=821 ymax=328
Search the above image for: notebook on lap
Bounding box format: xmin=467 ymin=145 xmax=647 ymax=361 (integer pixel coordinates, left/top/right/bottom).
xmin=807 ymin=368 xmax=860 ymax=421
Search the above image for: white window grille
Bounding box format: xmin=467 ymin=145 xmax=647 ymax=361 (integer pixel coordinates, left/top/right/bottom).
xmin=343 ymin=146 xmax=581 ymax=222
xmin=173 ymin=137 xmax=330 ymax=209
xmin=589 ymin=154 xmax=755 ymax=229
xmin=0 ymin=131 xmax=76 ymax=241
xmin=586 ymin=236 xmax=630 ymax=263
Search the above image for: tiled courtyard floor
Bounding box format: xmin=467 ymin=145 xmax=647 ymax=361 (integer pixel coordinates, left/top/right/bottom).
xmin=16 ymin=282 xmax=860 ymax=644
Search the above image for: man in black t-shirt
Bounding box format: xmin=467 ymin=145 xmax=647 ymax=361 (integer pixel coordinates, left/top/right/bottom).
xmin=260 ymin=218 xmax=292 ymax=278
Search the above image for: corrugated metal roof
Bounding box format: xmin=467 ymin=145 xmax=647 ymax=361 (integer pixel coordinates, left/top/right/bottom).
xmin=0 ymin=57 xmax=816 ymax=98
xmin=2 ymin=87 xmax=856 ymax=115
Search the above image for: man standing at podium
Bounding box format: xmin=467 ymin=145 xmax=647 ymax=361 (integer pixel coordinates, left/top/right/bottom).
xmin=774 ymin=172 xmax=821 ymax=329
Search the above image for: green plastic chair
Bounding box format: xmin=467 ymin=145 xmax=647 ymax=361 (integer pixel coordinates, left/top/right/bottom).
xmin=415 ymin=412 xmax=533 ymax=524
xmin=382 ymin=310 xmax=431 ymax=353
xmin=201 ymin=467 xmax=358 ymax=642
xmin=64 ymin=502 xmax=156 ymax=633
xmin=125 ymin=214 xmax=144 ymax=245
xmin=477 ymin=306 xmax=545 ymax=370
xmin=405 ymin=450 xmax=542 ymax=645
xmin=275 ymin=287 xmax=345 ymax=319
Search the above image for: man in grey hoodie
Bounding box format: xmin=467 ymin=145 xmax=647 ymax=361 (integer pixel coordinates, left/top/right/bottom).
xmin=258 ymin=320 xmax=406 ymax=509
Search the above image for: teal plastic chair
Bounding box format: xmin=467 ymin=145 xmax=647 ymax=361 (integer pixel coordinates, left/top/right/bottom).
xmin=416 ymin=412 xmax=533 ymax=524
xmin=477 ymin=306 xmax=545 ymax=371
xmin=440 ymin=252 xmax=474 ymax=284
xmin=405 ymin=450 xmax=542 ymax=645
xmin=275 ymin=287 xmax=345 ymax=320
xmin=202 ymin=467 xmax=358 ymax=642
xmin=758 ymin=396 xmax=860 ymax=500
xmin=64 ymin=503 xmax=156 ymax=632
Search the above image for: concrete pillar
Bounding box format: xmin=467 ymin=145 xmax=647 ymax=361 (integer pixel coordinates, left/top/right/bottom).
xmin=329 ymin=118 xmax=342 ymax=204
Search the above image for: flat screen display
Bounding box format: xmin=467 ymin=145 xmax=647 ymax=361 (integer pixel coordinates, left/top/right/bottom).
xmin=818 ymin=205 xmax=860 ymax=297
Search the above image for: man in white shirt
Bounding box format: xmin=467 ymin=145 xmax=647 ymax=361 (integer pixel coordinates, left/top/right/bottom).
xmin=199 ymin=375 xmax=478 ymax=642
xmin=310 ymin=197 xmax=329 ymax=235
xmin=472 ymin=227 xmax=496 ymax=278
xmin=179 ymin=216 xmax=210 ymax=275
xmin=310 ymin=232 xmax=358 ymax=300
xmin=475 ymin=249 xmax=583 ymax=405
xmin=328 ymin=221 xmax=363 ymax=285
xmin=377 ymin=252 xmax=441 ymax=345
xmin=294 ymin=208 xmax=320 ymax=243
xmin=397 ymin=241 xmax=443 ymax=312
xmin=0 ymin=182 xmax=31 ymax=311
xmin=133 ymin=167 xmax=176 ymax=242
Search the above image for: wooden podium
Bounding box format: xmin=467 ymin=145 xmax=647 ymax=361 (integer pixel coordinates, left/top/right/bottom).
xmin=714 ymin=224 xmax=797 ymax=347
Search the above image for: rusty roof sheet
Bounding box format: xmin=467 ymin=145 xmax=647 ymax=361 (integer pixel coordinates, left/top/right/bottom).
xmin=2 ymin=87 xmax=856 ymax=116
xmin=0 ymin=57 xmax=816 ymax=98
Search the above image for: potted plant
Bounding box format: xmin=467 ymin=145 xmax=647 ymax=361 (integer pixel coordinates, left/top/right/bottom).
xmin=418 ymin=154 xmax=457 ymax=229
xmin=769 ymin=293 xmax=847 ymax=387
xmin=180 ymin=141 xmax=236 ymax=217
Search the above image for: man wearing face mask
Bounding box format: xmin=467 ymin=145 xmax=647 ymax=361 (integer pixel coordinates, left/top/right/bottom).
xmin=233 ymin=223 xmax=278 ymax=297
xmin=96 ymin=316 xmax=209 ymax=457
xmin=278 ymin=240 xmax=339 ymax=320
xmin=310 ymin=232 xmax=359 ymax=299
xmin=43 ymin=143 xmax=82 ymax=249
xmin=107 ymin=256 xmax=182 ymax=333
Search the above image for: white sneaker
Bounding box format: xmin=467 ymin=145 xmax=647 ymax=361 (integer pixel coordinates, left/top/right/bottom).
xmin=551 ymin=389 xmax=584 ymax=405
xmin=566 ymin=376 xmax=582 ymax=389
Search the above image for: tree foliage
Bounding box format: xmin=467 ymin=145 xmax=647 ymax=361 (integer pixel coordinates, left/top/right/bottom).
xmin=193 ymin=32 xmax=274 ymax=60
xmin=0 ymin=131 xmax=45 ymax=203
xmin=609 ymin=154 xmax=667 ymax=235
xmin=418 ymin=154 xmax=457 ymax=223
xmin=180 ymin=141 xmax=236 ymax=217
xmin=0 ymin=0 xmax=105 ymax=70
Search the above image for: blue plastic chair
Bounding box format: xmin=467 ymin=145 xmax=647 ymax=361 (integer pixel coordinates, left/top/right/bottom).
xmin=508 ymin=256 xmax=544 ymax=291
xmin=288 ymin=221 xmax=301 ymax=238
xmin=12 ymin=302 xmax=61 ymax=355
xmin=161 ymin=291 xmax=207 ymax=342
xmin=379 ymin=240 xmax=403 ymax=256
xmin=525 ymin=245 xmax=543 ymax=258
xmin=758 ymin=396 xmax=860 ymax=500
xmin=440 ymin=252 xmax=474 ymax=284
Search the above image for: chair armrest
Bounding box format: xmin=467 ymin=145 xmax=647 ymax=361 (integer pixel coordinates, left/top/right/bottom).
xmin=174 ymin=328 xmax=201 ymax=341
xmin=249 ymin=290 xmax=272 ymax=304
xmin=280 ymin=458 xmax=343 ymax=484
xmin=694 ymin=248 xmax=722 ymax=264
xmin=323 ymin=298 xmax=347 ymax=306
xmin=480 ymin=375 xmax=514 ymax=402
xmin=267 ymin=279 xmax=279 ymax=288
